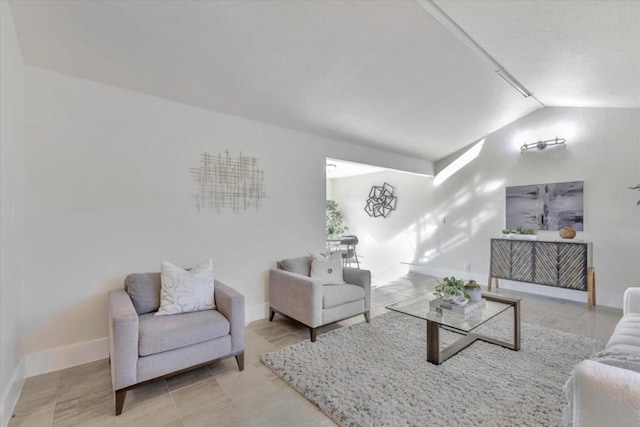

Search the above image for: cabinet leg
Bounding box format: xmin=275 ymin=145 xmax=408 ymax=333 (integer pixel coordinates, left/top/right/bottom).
xmin=487 ymin=276 xmax=499 ymax=292
xmin=587 ymin=267 xmax=596 ymax=309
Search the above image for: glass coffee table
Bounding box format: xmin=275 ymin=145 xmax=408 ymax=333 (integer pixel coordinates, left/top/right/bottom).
xmin=386 ymin=292 xmax=521 ymax=365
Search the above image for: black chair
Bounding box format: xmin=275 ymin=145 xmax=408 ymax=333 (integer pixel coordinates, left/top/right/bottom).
xmin=340 ymin=235 xmax=360 ymax=268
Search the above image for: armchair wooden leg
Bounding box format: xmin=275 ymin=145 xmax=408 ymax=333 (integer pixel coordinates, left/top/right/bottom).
xmin=235 ymin=352 xmax=244 ymax=371
xmin=364 ymin=311 xmax=370 ymax=323
xmin=310 ymin=328 xmax=317 ymax=342
xmin=115 ymin=389 xmax=127 ymax=416
xmin=269 ymin=309 xmax=275 ymax=322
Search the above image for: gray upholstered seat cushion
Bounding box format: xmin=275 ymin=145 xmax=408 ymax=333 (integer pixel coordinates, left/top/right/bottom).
xmin=278 ymin=256 xmax=312 ymax=276
xmin=322 ymin=284 xmax=365 ymax=309
xmin=125 ymin=273 xmax=161 ymax=315
xmin=605 ymin=314 xmax=640 ymax=353
xmin=138 ymin=309 xmax=230 ymax=356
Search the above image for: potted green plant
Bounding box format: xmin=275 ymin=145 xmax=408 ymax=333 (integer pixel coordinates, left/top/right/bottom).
xmin=326 ymin=199 xmax=348 ymax=238
xmin=434 ymin=276 xmax=466 ymax=301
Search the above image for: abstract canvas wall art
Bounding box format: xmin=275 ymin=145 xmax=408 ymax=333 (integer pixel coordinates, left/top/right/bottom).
xmin=505 ymin=181 xmax=583 ymax=231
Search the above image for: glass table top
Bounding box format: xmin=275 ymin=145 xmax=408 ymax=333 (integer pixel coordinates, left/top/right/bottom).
xmin=386 ymin=292 xmax=516 ymax=333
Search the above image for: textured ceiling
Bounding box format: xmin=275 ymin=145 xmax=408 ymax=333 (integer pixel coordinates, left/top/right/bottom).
xmin=8 ymin=1 xmax=639 ymax=162
xmin=437 ymin=0 xmax=640 ymax=108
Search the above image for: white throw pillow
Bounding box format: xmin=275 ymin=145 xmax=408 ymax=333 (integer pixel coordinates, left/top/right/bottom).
xmin=310 ymin=252 xmax=345 ymax=285
xmin=156 ymin=258 xmax=215 ymax=316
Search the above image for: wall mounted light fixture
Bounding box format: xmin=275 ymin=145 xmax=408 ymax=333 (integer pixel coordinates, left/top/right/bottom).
xmin=520 ymin=137 xmax=566 ymax=152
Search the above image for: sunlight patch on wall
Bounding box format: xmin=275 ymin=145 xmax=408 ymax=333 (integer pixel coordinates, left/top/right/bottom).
xmin=452 ymin=192 xmax=471 ymax=208
xmin=478 ymin=179 xmax=505 ymax=194
xmin=434 ymin=139 xmax=485 ymax=186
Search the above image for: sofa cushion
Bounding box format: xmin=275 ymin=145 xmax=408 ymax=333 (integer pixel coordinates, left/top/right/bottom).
xmin=605 ymin=313 xmax=640 ymax=353
xmin=157 ymin=258 xmax=215 ymax=316
xmin=125 ymin=273 xmax=161 ymax=315
xmin=310 ymin=252 xmax=345 ymax=285
xmin=138 ymin=309 xmax=230 ymax=356
xmin=278 ymin=256 xmax=312 ymax=276
xmin=589 ymin=350 xmax=640 ymax=374
xmin=322 ymin=284 xmax=365 ymax=309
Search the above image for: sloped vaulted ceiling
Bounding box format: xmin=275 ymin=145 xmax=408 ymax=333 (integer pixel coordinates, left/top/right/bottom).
xmin=8 ymin=1 xmax=639 ymax=162
xmin=436 ymin=0 xmax=640 ymax=108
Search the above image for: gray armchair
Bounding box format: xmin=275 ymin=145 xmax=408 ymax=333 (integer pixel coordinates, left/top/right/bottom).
xmin=108 ymin=273 xmax=244 ymax=415
xmin=269 ymin=256 xmax=371 ymax=341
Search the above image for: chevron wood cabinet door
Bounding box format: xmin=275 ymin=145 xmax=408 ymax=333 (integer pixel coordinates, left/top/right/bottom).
xmin=490 ymin=239 xmax=592 ymax=292
xmin=559 ymin=243 xmax=588 ymax=291
xmin=534 ymin=242 xmax=558 ymax=286
xmin=490 ymin=239 xmax=511 ymax=278
xmin=511 ymin=241 xmax=534 ymax=283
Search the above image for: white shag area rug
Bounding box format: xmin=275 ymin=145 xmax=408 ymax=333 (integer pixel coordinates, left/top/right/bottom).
xmin=261 ymin=311 xmax=604 ymax=427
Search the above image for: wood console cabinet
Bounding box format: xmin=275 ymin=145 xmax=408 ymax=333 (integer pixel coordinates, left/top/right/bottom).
xmin=489 ymin=238 xmax=595 ymax=307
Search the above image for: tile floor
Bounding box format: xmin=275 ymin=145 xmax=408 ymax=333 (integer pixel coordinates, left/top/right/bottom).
xmin=9 ymin=273 xmax=622 ymax=426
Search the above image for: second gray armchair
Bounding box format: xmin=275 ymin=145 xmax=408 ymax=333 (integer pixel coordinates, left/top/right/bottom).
xmin=268 ymin=255 xmax=371 ymax=341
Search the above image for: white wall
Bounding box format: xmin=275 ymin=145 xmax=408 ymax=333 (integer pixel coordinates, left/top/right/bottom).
xmin=330 ymin=170 xmax=434 ymax=285
xmin=424 ymin=107 xmax=640 ymax=308
xmin=0 ymin=2 xmax=25 ymax=425
xmin=22 ymin=66 xmax=432 ymax=375
xmin=332 ymin=108 xmax=640 ymax=309
xmin=422 ymin=107 xmax=639 ymax=308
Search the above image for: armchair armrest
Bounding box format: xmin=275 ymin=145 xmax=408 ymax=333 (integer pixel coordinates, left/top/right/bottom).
xmin=623 ymin=287 xmax=640 ymax=315
xmin=269 ymin=269 xmax=323 ymax=327
xmin=566 ymin=360 xmax=640 ymax=427
xmin=108 ymin=289 xmax=139 ymax=390
xmin=343 ymin=267 xmax=371 ymax=311
xmin=214 ymin=280 xmax=245 ymax=353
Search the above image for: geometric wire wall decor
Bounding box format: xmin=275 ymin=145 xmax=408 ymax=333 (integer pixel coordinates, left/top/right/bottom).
xmin=190 ymin=149 xmax=266 ymax=214
xmin=364 ymin=183 xmax=397 ymax=218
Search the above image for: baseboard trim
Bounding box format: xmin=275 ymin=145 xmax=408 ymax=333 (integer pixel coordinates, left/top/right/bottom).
xmin=405 ymin=264 xmax=485 ymax=284
xmin=24 ymin=337 xmax=109 ymax=378
xmin=1 ymin=358 xmax=25 ymax=427
xmin=406 ymin=264 xmax=588 ymax=304
xmin=246 ymin=302 xmax=269 ymax=323
xmin=22 ymin=302 xmax=270 ymax=379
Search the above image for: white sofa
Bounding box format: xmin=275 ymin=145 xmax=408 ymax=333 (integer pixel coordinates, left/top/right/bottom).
xmin=564 ymin=287 xmax=640 ymax=426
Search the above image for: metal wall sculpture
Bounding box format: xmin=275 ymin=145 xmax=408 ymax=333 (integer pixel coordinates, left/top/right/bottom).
xmin=191 ymin=149 xmax=266 ymax=214
xmin=364 ymin=183 xmax=397 ymax=218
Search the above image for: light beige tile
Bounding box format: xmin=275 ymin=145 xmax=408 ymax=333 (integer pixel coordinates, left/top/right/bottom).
xmin=206 ymin=356 xmax=238 ymax=377
xmin=121 ymin=379 xmax=169 ymax=411
xmin=182 ymin=405 xmax=245 ymax=427
xmin=215 ymin=362 xmax=275 ymax=391
xmin=171 ymin=377 xmax=240 ymax=426
xmin=165 ymin=366 xmax=212 ymax=392
xmin=12 ymin=371 xmax=60 ymax=417
xmin=116 ymin=394 xmax=183 ymax=427
xmin=243 ymin=329 xmax=277 ymax=364
xmin=53 ymin=388 xmax=114 ymax=427
xmin=269 ymin=333 xmax=303 ymax=349
xmin=8 ymin=405 xmax=53 ymax=427
xmin=56 ymin=359 xmax=112 ymax=404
